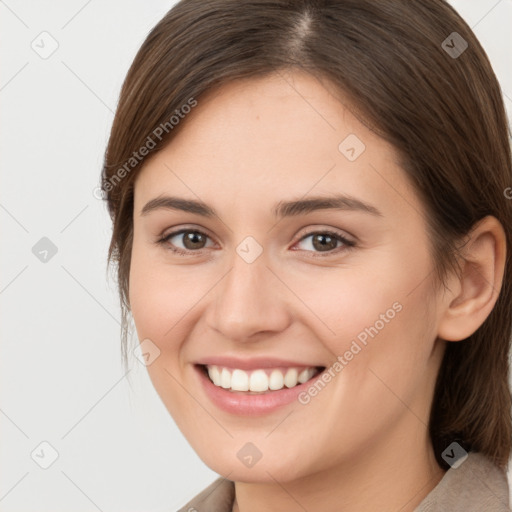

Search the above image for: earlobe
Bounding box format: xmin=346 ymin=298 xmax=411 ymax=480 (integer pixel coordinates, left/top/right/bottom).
xmin=437 ymin=216 xmax=506 ymax=342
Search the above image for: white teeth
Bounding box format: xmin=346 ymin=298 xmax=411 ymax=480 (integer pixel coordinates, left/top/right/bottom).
xmin=249 ymin=370 xmax=268 ymax=392
xmin=220 ymin=368 xmax=231 ymax=389
xmin=208 ymin=366 xmax=221 ymax=386
xmin=269 ymin=369 xmax=284 ymax=390
xmin=284 ymin=368 xmax=298 ymax=388
xmin=205 ymin=365 xmax=319 ymax=392
xmin=298 ymin=368 xmax=314 ymax=384
xmin=231 ymin=369 xmax=249 ymax=391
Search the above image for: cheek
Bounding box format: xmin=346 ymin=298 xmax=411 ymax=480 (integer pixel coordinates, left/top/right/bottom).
xmin=129 ymin=243 xmax=195 ymax=341
xmin=286 ymin=260 xmax=429 ymax=351
xmin=291 ymin=242 xmax=438 ymax=398
xmin=128 ymin=252 xmax=196 ymax=415
xmin=129 ymin=245 xmax=182 ymax=377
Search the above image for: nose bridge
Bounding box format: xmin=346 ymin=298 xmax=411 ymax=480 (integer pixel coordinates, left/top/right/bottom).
xmin=207 ymin=247 xmax=290 ymax=341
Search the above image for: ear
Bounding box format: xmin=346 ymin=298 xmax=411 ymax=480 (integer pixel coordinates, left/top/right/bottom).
xmin=437 ymin=216 xmax=506 ymax=342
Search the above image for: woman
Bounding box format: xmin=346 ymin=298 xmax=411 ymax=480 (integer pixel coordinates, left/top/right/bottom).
xmin=101 ymin=0 xmax=512 ymax=510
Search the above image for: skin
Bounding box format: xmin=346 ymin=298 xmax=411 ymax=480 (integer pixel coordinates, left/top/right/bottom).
xmin=128 ymin=70 xmax=506 ymax=512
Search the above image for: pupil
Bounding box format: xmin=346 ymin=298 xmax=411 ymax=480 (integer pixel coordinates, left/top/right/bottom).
xmin=184 ymin=231 xmax=205 ymax=249
xmin=313 ymin=234 xmax=337 ymax=251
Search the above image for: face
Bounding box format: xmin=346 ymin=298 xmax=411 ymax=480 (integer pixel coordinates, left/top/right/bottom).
xmin=129 ymin=71 xmax=446 ymax=483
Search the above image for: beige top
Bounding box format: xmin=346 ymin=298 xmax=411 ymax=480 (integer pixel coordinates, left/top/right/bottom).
xmin=177 ymin=452 xmax=510 ymax=511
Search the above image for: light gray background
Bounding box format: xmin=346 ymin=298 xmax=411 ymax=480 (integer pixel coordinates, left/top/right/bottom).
xmin=1 ymin=1 xmax=511 ymax=510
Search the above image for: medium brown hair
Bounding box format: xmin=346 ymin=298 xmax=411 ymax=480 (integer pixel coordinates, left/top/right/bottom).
xmin=101 ymin=0 xmax=512 ymax=469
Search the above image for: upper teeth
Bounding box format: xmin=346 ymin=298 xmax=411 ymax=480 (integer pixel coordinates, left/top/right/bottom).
xmin=206 ymin=365 xmax=318 ymax=392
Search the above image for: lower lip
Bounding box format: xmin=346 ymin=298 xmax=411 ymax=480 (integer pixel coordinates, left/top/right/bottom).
xmin=195 ymin=365 xmax=322 ymax=416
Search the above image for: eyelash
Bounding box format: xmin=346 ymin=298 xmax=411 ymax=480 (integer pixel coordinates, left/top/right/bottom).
xmin=156 ymin=228 xmax=356 ymax=258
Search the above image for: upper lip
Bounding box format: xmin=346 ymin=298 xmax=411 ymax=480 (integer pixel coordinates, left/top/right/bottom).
xmin=196 ymin=356 xmax=324 ymax=371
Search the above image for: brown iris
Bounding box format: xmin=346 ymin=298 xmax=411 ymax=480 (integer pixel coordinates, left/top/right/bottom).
xmin=311 ymin=233 xmax=338 ymax=252
xmin=182 ymin=231 xmax=207 ymax=250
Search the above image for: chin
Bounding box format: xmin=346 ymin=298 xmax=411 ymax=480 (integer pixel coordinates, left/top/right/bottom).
xmin=194 ymin=443 xmax=311 ymax=483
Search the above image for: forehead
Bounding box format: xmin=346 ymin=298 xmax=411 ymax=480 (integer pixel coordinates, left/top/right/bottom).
xmin=133 ymin=71 xmax=421 ymax=221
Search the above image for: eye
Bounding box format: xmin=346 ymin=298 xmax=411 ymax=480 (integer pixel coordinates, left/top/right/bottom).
xmin=293 ymin=230 xmax=355 ymax=256
xmin=158 ymin=229 xmax=215 ymax=254
xmin=157 ymin=227 xmax=355 ymax=257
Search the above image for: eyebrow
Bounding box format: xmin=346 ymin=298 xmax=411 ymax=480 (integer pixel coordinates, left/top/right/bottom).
xmin=140 ymin=194 xmax=383 ymax=218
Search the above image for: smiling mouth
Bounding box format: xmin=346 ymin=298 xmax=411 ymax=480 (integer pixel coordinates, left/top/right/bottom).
xmin=198 ymin=364 xmax=325 ymax=394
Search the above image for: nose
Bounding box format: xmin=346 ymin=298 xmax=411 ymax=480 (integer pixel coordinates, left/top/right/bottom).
xmin=205 ymin=251 xmax=292 ymax=342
